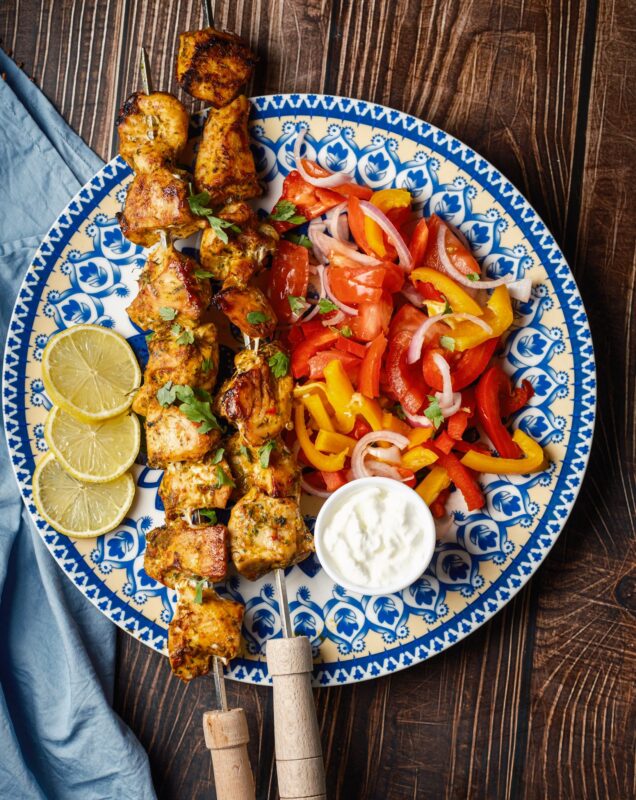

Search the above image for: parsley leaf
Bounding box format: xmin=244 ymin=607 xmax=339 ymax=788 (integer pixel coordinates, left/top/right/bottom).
xmin=215 ymin=466 xmax=235 ymax=488
xmin=157 ymin=381 xmax=176 ymax=407
xmin=286 ymin=233 xmax=312 ymax=249
xmin=318 ymin=298 xmax=339 ymax=314
xmin=201 ymin=357 xmax=214 ymax=373
xmin=425 ymin=395 xmax=444 ymax=429
xmin=258 ymin=439 xmax=276 ymax=469
xmin=239 ymin=444 xmax=253 ymax=462
xmin=339 ymin=325 xmax=353 ymax=338
xmin=187 ymin=185 xmax=240 ymax=244
xmin=466 ymin=273 xmax=480 ymax=282
xmin=194 ymin=579 xmax=205 ymax=604
xmin=180 ymin=399 xmax=220 ymax=434
xmin=211 ymin=447 xmax=225 ymax=464
xmin=176 ymin=327 xmax=195 ymax=345
xmin=198 ymin=509 xmax=218 ymax=524
xmin=269 ymin=199 xmax=307 ymax=225
xmin=171 ymin=322 xmax=182 ymax=337
xmin=246 ymin=311 xmax=270 ymax=325
xmin=443 ymin=299 xmax=453 ymax=315
xmin=194 ymin=268 xmax=216 ymax=279
xmin=145 ymin=332 xmax=154 ymax=344
xmin=440 ymin=335 xmax=456 ymax=352
xmin=159 ymin=306 xmax=177 ymax=321
xmin=288 ymin=296 xmax=307 ymax=315
xmin=268 ymin=350 xmax=290 ymax=378
xmin=394 ymin=404 xmax=407 ymax=420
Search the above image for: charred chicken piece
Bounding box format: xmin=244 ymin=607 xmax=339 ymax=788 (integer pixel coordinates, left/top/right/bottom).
xmin=160 ymin=452 xmax=235 ymax=522
xmin=225 ymin=433 xmax=300 ymax=499
xmin=117 ymin=91 xmax=189 ymax=172
xmin=169 ymin=582 xmax=244 ymax=681
xmin=145 ymin=397 xmax=220 ymax=468
xmin=215 ymin=343 xmax=292 ymax=446
xmin=176 ymin=27 xmax=257 ymax=107
xmin=132 ymin=322 xmax=218 ymax=417
xmin=214 ymin=284 xmax=277 ymax=339
xmin=194 ymin=95 xmax=261 ymax=205
xmin=200 ymin=211 xmax=277 ymax=285
xmin=145 ymin=521 xmax=228 ymax=587
xmin=117 ymin=167 xmax=207 ymax=247
xmin=127 ymin=245 xmax=211 ymax=331
xmin=228 ymin=487 xmax=313 ymax=581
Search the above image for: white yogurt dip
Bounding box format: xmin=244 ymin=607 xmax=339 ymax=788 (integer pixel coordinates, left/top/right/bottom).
xmin=314 ymin=477 xmax=436 ymax=595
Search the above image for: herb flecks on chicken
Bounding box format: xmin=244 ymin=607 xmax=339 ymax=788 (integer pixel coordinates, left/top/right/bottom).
xmin=117 ymin=91 xmax=189 ymax=172
xmin=145 ymin=521 xmax=229 ymax=587
xmin=160 ymin=452 xmax=235 ymax=522
xmin=226 ymin=433 xmax=299 ymax=499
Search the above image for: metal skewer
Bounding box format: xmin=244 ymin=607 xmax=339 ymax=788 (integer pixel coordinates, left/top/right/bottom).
xmin=137 ymin=49 xmax=255 ymax=800
xmin=203 ymin=0 xmax=214 ymax=28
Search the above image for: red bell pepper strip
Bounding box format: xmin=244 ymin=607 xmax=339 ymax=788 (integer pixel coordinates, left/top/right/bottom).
xmin=501 ymin=379 xmax=534 ymax=416
xmin=358 ymin=333 xmax=388 ymax=399
xmin=424 ymin=338 xmax=499 ymax=393
xmin=475 ymin=367 xmax=523 ymax=458
xmin=451 ymin=440 xmax=491 ymax=455
xmin=335 ymin=335 xmax=367 ymax=358
xmin=430 ymin=487 xmax=450 ymax=518
xmin=416 ymin=281 xmax=445 ymax=303
xmin=291 ymin=328 xmax=339 ymax=378
xmin=384 ymin=329 xmax=428 ymax=414
xmin=409 ymin=217 xmax=429 ymax=267
xmin=434 ymin=430 xmax=455 ymax=454
xmin=300 ymin=160 xmax=373 ymax=199
xmin=320 ymin=469 xmax=349 ymax=492
xmin=447 ymin=409 xmax=470 ymax=440
xmin=307 ymin=350 xmax=362 ymax=383
xmin=352 ymin=417 xmax=373 ymax=440
xmin=429 ymin=446 xmax=485 ymax=511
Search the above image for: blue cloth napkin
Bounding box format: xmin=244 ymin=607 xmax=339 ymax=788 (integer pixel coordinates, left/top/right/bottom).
xmin=0 ymin=51 xmax=157 ymax=800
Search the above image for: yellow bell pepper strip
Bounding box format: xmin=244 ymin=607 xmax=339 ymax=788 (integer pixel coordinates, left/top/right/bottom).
xmin=460 ymin=429 xmax=546 ymax=474
xmin=401 ymin=446 xmax=439 ymax=471
xmin=294 ymin=403 xmax=348 ymax=471
xmin=349 ymin=393 xmax=384 ymax=431
xmin=293 ymin=381 xmax=331 ymax=401
xmin=315 ymin=429 xmax=357 ymax=456
xmin=323 ymin=359 xmax=356 ymax=433
xmin=365 ymin=189 xmax=411 ymax=257
xmin=381 ymin=410 xmax=412 ymax=436
xmin=452 ymin=285 xmax=513 ymax=351
xmin=415 ymin=466 xmax=451 ymax=505
xmin=407 ymin=427 xmax=434 ymax=448
xmin=301 ymin=393 xmax=336 ymax=432
xmin=410 ymin=267 xmax=484 ymax=316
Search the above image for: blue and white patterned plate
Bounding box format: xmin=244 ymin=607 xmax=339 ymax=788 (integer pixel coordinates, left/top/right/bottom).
xmin=2 ymin=95 xmax=596 ymax=686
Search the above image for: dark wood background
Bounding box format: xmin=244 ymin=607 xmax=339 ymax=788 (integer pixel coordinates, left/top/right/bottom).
xmin=2 ymin=1 xmax=634 ymax=798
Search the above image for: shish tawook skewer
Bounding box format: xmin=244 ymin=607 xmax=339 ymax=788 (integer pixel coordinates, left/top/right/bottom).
xmin=125 ymin=46 xmax=255 ymax=800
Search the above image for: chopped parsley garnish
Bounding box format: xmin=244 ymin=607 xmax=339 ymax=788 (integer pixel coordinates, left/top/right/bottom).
xmin=425 ymin=395 xmax=444 ymax=429
xmin=194 ymin=579 xmax=206 ymax=604
xmin=286 ymin=233 xmax=312 ymax=249
xmin=211 ymin=447 xmax=225 ymax=464
xmin=394 ymin=404 xmax=407 ymax=421
xmin=201 ymin=357 xmax=214 ymax=373
xmin=246 ymin=311 xmax=270 ymax=325
xmin=239 ymin=444 xmax=253 ymax=462
xmin=198 ymin=509 xmax=218 ymax=524
xmin=443 ymin=299 xmax=453 ymax=315
xmin=215 ymin=466 xmax=235 ymax=488
xmin=176 ymin=328 xmax=194 ymax=345
xmin=157 ymin=381 xmax=177 ymax=407
xmin=258 ymin=439 xmax=276 ymax=469
xmin=159 ymin=306 xmax=177 ymax=321
xmin=318 ymin=298 xmax=339 ymax=314
xmin=188 ymin=185 xmax=240 ymax=244
xmin=269 ymin=199 xmax=307 ymax=225
xmin=440 ymin=335 xmax=456 ymax=352
xmin=268 ymin=350 xmax=290 ymax=378
xmin=145 ymin=332 xmax=154 ymax=344
xmin=194 ymin=268 xmax=216 ymax=279
xmin=339 ymin=325 xmax=353 ymax=338
xmin=288 ymin=296 xmax=307 ymax=315
xmin=466 ymin=273 xmax=480 ymax=282
xmin=155 ymin=383 xmax=221 ymax=433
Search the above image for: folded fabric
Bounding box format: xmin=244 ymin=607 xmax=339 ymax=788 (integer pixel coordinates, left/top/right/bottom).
xmin=0 ymin=50 xmax=156 ymax=800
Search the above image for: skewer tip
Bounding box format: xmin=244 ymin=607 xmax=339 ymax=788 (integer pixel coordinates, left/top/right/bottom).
xmin=139 ymin=46 xmax=153 ymax=95
xmin=203 ymin=0 xmax=214 ymax=28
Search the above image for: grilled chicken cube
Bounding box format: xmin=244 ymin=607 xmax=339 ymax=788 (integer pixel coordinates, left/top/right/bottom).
xmin=127 ymin=245 xmax=211 ymax=331
xmin=194 ymin=95 xmax=260 ymax=205
xmin=228 ymin=488 xmax=313 ymax=580
xmin=214 ymin=284 xmax=277 ymax=339
xmin=176 ymin=27 xmax=256 ymax=106
xmin=169 ymin=582 xmax=244 ymax=680
xmin=160 ymin=453 xmax=234 ymax=521
xmin=226 ymin=433 xmax=299 ymax=499
xmin=145 ymin=397 xmax=219 ymax=468
xmin=132 ymin=322 xmax=218 ymax=416
xmin=118 ymin=167 xmax=207 ymax=247
xmin=200 ymin=215 xmax=277 ymax=285
xmin=215 ymin=343 xmax=292 ymax=446
xmin=145 ymin=521 xmax=228 ymax=588
xmin=117 ymin=91 xmax=189 ymax=172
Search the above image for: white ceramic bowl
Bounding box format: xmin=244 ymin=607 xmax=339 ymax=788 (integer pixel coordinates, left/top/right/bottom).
xmin=313 ymin=477 xmax=437 ymax=595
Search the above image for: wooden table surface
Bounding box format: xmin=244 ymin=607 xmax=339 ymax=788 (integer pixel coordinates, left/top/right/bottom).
xmin=2 ymin=1 xmax=634 ymax=798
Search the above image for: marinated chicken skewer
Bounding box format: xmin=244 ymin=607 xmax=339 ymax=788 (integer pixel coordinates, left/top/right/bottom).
xmin=120 ymin=47 xmax=255 ymax=800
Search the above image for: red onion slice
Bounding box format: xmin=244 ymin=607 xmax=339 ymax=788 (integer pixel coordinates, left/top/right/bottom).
xmin=366 ymin=444 xmax=402 ymax=464
xmin=436 ymin=223 xmax=512 ymax=289
xmin=323 ymin=267 xmax=359 ymax=315
xmin=298 ymin=264 xmax=326 ymax=323
xmin=359 ymin=200 xmax=413 ymax=272
xmin=507 ymin=277 xmax=532 ymax=302
xmin=325 ymin=201 xmax=349 ymax=241
xmin=351 ymin=430 xmax=410 ymax=480
xmin=407 ymin=312 xmax=494 ymax=364
xmin=313 ymin=229 xmax=383 ymax=266
xmin=436 ymin=391 xmax=463 ymax=418
xmin=400 ymin=283 xmax=426 ymax=308
xmin=402 ymin=408 xmax=433 ymax=428
xmin=300 ymin=476 xmax=333 ymax=498
xmin=432 ymin=353 xmax=453 ymax=406
xmin=365 ymin=460 xmax=411 ymax=482
xmin=308 ymin=219 xmax=328 ymax=264
xmin=294 ymin=128 xmax=354 ymax=188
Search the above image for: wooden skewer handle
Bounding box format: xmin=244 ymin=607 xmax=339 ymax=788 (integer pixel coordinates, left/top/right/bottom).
xmin=203 ymin=707 xmax=255 ymax=800
xmin=267 ymin=636 xmax=326 ymax=800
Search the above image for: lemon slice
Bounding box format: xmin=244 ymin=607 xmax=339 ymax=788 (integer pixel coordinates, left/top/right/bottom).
xmin=42 ymin=324 xmax=141 ymax=422
xmin=32 ymin=452 xmax=136 ymax=538
xmin=44 ymin=406 xmax=141 ymax=483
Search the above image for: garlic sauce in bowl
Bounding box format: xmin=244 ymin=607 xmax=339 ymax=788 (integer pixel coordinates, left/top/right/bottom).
xmin=314 ymin=477 xmax=436 ymax=595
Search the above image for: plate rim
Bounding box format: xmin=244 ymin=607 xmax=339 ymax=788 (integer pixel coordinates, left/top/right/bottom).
xmin=2 ymin=92 xmax=597 ymax=685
